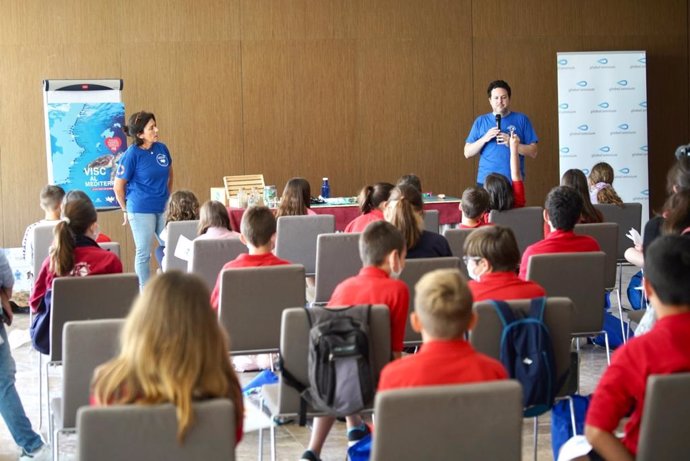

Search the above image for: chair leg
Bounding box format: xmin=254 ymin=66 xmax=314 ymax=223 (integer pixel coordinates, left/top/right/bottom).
xmin=270 ymin=417 xmax=276 ymax=461
xmin=615 ymin=288 xmax=627 ymax=344
xmin=38 ymin=353 xmax=43 ymax=430
xmin=533 ymin=416 xmax=538 ymax=461
xmin=53 ymin=429 xmax=59 ymax=461
xmin=258 ymin=397 xmax=265 ymax=461
xmin=603 ymin=331 xmax=611 ymax=365
xmin=567 ymin=396 xmax=577 ymax=436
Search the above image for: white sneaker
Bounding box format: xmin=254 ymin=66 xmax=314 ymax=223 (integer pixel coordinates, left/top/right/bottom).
xmin=19 ymin=443 xmax=51 ymax=461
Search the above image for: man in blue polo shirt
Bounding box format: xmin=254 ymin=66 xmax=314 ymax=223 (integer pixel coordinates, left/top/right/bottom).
xmin=464 ymin=80 xmax=538 ymax=186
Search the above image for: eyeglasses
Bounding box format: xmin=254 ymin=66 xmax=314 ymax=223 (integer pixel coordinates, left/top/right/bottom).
xmin=462 ymin=256 xmax=481 ymax=265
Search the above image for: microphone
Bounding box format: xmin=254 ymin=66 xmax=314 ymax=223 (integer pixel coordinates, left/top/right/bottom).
xmin=495 ymin=114 xmax=502 ymax=131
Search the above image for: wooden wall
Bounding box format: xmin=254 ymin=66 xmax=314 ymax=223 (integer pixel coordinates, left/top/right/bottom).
xmin=1 ymin=0 xmax=688 ymax=271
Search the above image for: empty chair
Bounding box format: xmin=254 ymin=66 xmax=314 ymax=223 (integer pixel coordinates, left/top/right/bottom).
xmin=275 ymin=215 xmax=335 ymax=276
xmin=218 ymin=264 xmax=306 ymax=354
xmin=313 ymin=233 xmax=362 ymax=305
xmin=399 ymin=257 xmax=460 ymax=345
xmin=442 ymin=228 xmax=475 ymax=277
xmin=489 ymin=207 xmax=544 ymax=254
xmin=77 ymin=399 xmax=236 ymax=461
xmin=371 ymin=381 xmax=523 ymax=461
xmin=423 ymin=209 xmax=440 ymax=233
xmin=162 ymin=220 xmax=200 ymax=272
xmin=98 ymin=241 xmax=121 ymax=259
xmin=259 ymin=306 xmax=391 ymax=460
xmin=31 ymin=223 xmax=58 ymax=290
xmin=187 ymin=238 xmax=247 ymax=290
xmin=594 ymin=203 xmax=642 ymax=260
xmin=637 ymin=373 xmax=690 ymax=461
xmin=51 ymin=319 xmax=124 ymax=460
xmin=526 ymin=252 xmax=610 ymax=363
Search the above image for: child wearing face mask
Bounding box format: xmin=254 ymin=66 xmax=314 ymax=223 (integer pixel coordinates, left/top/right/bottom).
xmin=301 ymin=220 xmax=409 ymax=461
xmin=462 ymin=225 xmax=545 ymax=302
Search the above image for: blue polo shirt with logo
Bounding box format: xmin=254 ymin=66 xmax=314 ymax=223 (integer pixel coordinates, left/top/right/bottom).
xmin=116 ymin=142 xmax=172 ymax=213
xmin=466 ymin=111 xmax=538 ymax=185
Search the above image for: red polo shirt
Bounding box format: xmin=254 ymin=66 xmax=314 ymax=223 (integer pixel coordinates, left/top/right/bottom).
xmin=469 ymin=271 xmax=546 ymax=302
xmin=344 ymin=209 xmax=384 ymax=233
xmin=586 ymin=312 xmax=690 ymax=456
xmin=328 ymin=266 xmax=409 ymax=353
xmin=519 ymin=229 xmax=600 ymax=279
xmin=378 ymin=339 xmax=507 ymax=390
xmin=210 ymin=252 xmax=291 ymax=310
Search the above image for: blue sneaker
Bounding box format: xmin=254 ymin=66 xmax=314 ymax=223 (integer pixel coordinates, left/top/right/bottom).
xmin=242 ymin=369 xmax=278 ymax=395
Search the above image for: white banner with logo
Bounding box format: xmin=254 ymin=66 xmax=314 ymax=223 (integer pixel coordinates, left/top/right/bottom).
xmin=557 ymin=51 xmax=649 ymax=226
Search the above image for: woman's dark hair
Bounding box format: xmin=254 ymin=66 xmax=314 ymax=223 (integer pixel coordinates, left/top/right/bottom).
xmin=484 ymin=173 xmax=514 ymax=211
xmin=666 ymin=157 xmax=690 ymax=194
xmin=50 ymin=197 xmax=98 ymax=276
xmin=358 ymin=182 xmax=394 ymax=214
xmin=662 ymin=190 xmax=690 ymax=235
xmin=124 ymin=111 xmax=156 ymax=146
xmin=276 ymin=177 xmax=311 ymax=218
xmin=198 ymin=200 xmax=232 ymax=235
xmin=396 ymin=174 xmax=422 ymax=193
xmin=385 ymin=185 xmax=424 ymax=250
xmin=561 ymin=169 xmax=603 ymax=223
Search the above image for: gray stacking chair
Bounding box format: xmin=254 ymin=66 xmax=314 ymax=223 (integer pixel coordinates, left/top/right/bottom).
xmin=526 ymin=252 xmax=610 ymax=363
xmin=442 ymin=228 xmax=476 ymax=277
xmin=275 ymin=215 xmax=336 ymax=276
xmin=77 ymin=399 xmax=236 ymax=461
xmin=423 ymin=209 xmax=440 ymax=233
xmin=40 ymin=273 xmax=139 ymax=431
xmin=187 ymin=237 xmax=247 ymax=290
xmin=313 ymin=232 xmax=362 ymax=305
xmin=594 ymin=202 xmax=643 ymax=289
xmin=32 ymin=223 xmax=58 ymax=290
xmin=51 ymin=319 xmax=124 ymax=460
xmin=489 ymin=207 xmax=544 ymax=254
xmin=637 ymin=373 xmax=690 ymax=461
xmin=218 ymin=264 xmax=306 ymax=354
xmin=162 ymin=220 xmax=200 ymax=272
xmin=399 ymin=257 xmax=460 ymax=346
xmin=371 ymin=381 xmax=523 ymax=461
xmin=258 ymin=306 xmax=391 ymax=461
xmin=98 ymin=241 xmax=121 ymax=259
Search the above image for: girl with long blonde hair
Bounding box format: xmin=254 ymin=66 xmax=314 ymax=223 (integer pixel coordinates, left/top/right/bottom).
xmin=91 ymin=271 xmax=244 ymax=444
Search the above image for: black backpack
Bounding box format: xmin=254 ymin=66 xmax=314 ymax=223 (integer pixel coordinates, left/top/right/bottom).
xmin=281 ymin=305 xmax=375 ymax=425
xmin=491 ymin=297 xmax=557 ymax=417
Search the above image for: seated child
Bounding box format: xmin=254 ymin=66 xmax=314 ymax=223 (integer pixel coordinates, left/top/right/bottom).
xmin=157 ymin=190 xmax=200 ymax=268
xmin=484 ymin=132 xmax=526 ymax=211
xmin=459 ymin=186 xmax=491 ymax=229
xmin=585 ymin=235 xmax=690 ymax=459
xmin=345 ymin=182 xmax=394 ymax=233
xmin=22 ymin=184 xmax=65 ymax=265
xmin=463 ymin=226 xmax=545 ymax=301
xmin=378 ymin=268 xmax=507 ymax=390
xmin=396 ymin=173 xmax=422 ymax=193
xmin=301 ymin=220 xmax=410 ymax=461
xmin=196 ymin=200 xmax=240 ymax=240
xmin=519 ymin=186 xmax=600 ymax=279
xmin=210 ymin=206 xmax=290 ymax=310
xmin=276 ymin=177 xmax=316 ymax=217
xmin=589 ymin=162 xmax=624 ymax=206
xmin=62 ymin=190 xmax=113 ymax=242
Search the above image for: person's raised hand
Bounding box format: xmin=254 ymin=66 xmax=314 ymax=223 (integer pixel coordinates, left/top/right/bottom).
xmin=509 ymin=131 xmax=521 ymax=150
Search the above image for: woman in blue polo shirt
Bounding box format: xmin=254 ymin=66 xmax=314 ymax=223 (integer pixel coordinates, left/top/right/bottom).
xmin=113 ymin=111 xmax=173 ymax=287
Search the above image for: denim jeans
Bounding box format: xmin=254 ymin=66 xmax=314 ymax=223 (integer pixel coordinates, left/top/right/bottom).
xmin=127 ymin=212 xmax=165 ymax=287
xmin=0 ymin=323 xmax=44 ymax=453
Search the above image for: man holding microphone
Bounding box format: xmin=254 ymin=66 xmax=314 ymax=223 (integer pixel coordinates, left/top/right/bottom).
xmin=464 ymin=80 xmax=538 ymax=186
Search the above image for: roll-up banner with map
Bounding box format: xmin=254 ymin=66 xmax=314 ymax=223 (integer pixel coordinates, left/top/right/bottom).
xmin=42 ymin=79 xmax=125 ymax=210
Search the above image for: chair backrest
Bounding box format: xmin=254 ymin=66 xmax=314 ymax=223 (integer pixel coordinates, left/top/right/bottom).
xmin=371 ymin=381 xmax=523 ymax=461
xmin=399 ymin=257 xmax=460 ymax=344
xmin=275 ymin=215 xmax=336 ymax=275
xmin=314 ymin=233 xmax=362 ymax=304
xmin=32 ymin=223 xmax=58 ymax=286
xmin=594 ymin=203 xmax=642 ymax=259
xmin=277 ymin=306 xmax=391 ymax=416
xmin=489 ymin=206 xmax=544 ymax=254
xmin=218 ymin=264 xmax=306 ymax=354
xmin=442 ymin=228 xmax=475 ymax=277
xmin=223 ymin=174 xmax=265 ymax=201
xmin=77 ymin=399 xmax=236 ymax=461
xmin=61 ymin=319 xmax=124 ymax=428
xmin=526 ymin=252 xmax=606 ymax=335
xmin=574 ymin=223 xmax=619 ymax=289
xmin=423 ymin=209 xmax=440 ymax=233
xmin=49 ymin=273 xmax=139 ymax=361
xmin=98 ymin=242 xmax=121 ymax=259
xmin=163 ymin=220 xmax=200 ymax=272
xmin=187 ymin=238 xmax=247 ymax=290
xmin=637 ymin=373 xmax=690 ymax=461
xmin=470 ymin=297 xmax=575 ymax=397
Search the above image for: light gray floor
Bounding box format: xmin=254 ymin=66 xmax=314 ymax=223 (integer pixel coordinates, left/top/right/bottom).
xmin=0 ymin=266 xmax=639 ymax=460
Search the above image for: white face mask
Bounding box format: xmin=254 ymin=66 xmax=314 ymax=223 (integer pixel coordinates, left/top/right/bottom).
xmin=465 ymin=257 xmax=482 ymax=281
xmin=389 ymin=252 xmax=404 ymax=279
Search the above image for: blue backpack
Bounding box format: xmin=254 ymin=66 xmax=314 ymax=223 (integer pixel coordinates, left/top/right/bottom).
xmin=492 ymin=298 xmax=557 ymax=417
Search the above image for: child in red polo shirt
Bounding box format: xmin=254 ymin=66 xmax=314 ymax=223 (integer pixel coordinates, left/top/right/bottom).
xmin=458 ymin=186 xmax=492 ymax=230
xmin=378 ymin=268 xmax=507 ymax=390
xmin=463 ymin=226 xmax=545 ymax=301
xmin=584 ymin=235 xmax=690 ymax=459
xmin=301 ymin=221 xmax=409 ymax=461
xmin=210 ymin=206 xmax=290 ymax=309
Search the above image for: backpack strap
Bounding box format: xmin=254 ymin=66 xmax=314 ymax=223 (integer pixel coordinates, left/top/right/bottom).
xmin=528 ymin=297 xmax=547 ymax=322
xmin=490 ymin=300 xmax=517 ymax=328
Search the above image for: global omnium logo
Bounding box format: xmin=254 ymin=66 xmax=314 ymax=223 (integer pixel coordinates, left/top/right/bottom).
xmin=639 ymin=101 xmax=647 ymax=108
xmin=641 ymin=145 xmax=648 ymax=152
xmin=597 ymin=58 xmax=608 ymax=65
xmin=617 ymin=80 xmax=628 ymax=86
xmin=619 ymin=168 xmax=631 ymax=175
xmin=576 ymin=81 xmax=588 ymax=87
xmin=599 ymin=146 xmax=611 ymax=153
xmin=640 ymin=189 xmax=649 ymax=196
xmin=598 ymin=102 xmax=609 ymax=109
xmin=560 ymin=147 xmax=570 ymax=154
xmin=558 ymin=59 xmax=568 ymax=66
xmin=618 ymin=123 xmax=629 ymax=130
xmin=559 ymin=103 xmax=569 ymax=110
xmin=578 ymin=124 xmax=589 ymax=131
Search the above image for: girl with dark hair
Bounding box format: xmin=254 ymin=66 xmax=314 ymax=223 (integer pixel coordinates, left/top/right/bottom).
xmin=113 ymin=111 xmax=173 ymax=287
xmin=196 ymin=200 xmax=240 ymax=240
xmin=344 ymin=182 xmax=394 ymax=233
xmin=484 ymin=132 xmax=526 ymax=211
xmin=275 ymin=177 xmax=315 ymax=218
xmin=561 ymin=169 xmax=603 ymax=224
xmin=589 ymin=162 xmax=624 ymax=206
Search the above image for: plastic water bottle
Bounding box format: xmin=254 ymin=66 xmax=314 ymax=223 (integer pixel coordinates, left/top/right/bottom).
xmin=321 ymin=177 xmax=330 ymax=199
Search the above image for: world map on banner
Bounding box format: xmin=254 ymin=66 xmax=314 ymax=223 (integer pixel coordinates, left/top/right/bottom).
xmin=48 ymin=102 xmax=126 ymax=209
